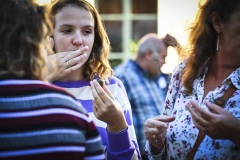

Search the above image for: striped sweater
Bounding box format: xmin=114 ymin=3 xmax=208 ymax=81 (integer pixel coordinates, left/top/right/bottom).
xmin=53 ymin=76 xmax=141 ymax=160
xmin=0 ymin=79 xmax=104 ymax=160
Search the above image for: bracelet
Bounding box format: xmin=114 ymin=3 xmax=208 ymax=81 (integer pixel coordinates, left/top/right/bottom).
xmin=159 ymin=139 xmax=166 ymax=146
xmin=145 ymin=141 xmax=165 ymax=159
xmin=152 ymin=138 xmax=166 ymax=148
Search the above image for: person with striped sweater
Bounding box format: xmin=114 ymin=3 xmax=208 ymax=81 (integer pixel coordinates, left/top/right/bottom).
xmin=0 ymin=0 xmax=104 ymax=159
xmin=48 ymin=0 xmax=141 ymax=159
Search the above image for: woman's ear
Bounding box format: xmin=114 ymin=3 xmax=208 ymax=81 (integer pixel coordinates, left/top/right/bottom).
xmin=145 ymin=49 xmax=153 ymax=60
xmin=211 ymin=13 xmax=222 ymax=33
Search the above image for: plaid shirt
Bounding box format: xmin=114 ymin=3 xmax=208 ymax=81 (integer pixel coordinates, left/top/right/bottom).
xmin=114 ymin=60 xmax=167 ymax=154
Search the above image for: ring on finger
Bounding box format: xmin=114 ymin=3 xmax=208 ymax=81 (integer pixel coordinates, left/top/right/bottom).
xmin=152 ymin=134 xmax=156 ymax=139
xmin=202 ymin=119 xmax=206 ymax=124
xmin=66 ymin=61 xmax=70 ymax=68
xmin=95 ymin=106 xmax=99 ymax=111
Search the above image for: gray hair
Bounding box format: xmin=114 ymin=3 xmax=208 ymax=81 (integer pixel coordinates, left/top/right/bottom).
xmin=137 ymin=33 xmax=165 ymax=58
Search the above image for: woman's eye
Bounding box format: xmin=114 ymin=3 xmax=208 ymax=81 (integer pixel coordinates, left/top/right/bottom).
xmin=62 ymin=29 xmax=72 ymax=34
xmin=83 ymin=29 xmax=92 ymax=34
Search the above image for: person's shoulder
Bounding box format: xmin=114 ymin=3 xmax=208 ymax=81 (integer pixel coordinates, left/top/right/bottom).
xmin=41 ymin=81 xmax=87 ymax=111
xmin=108 ymin=76 xmax=123 ymax=85
xmin=114 ymin=65 xmax=125 ymax=76
xmin=107 ymin=76 xmax=127 ymax=89
xmin=114 ymin=60 xmax=135 ymax=74
xmin=172 ymin=59 xmax=186 ymax=76
xmin=114 ymin=60 xmax=139 ymax=79
xmin=45 ymin=81 xmax=76 ymax=98
xmin=1 ymin=79 xmax=85 ymax=112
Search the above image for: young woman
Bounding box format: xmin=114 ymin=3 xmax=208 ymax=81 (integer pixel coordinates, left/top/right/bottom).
xmin=49 ymin=0 xmax=141 ymax=159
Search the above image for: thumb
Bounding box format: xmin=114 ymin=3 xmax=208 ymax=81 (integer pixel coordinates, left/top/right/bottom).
xmin=101 ymin=82 xmax=115 ymax=100
xmin=204 ymin=101 xmax=222 ymax=114
xmin=155 ymin=115 xmax=175 ymax=123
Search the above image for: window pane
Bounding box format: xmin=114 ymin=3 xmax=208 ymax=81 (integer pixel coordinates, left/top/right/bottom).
xmin=104 ymin=21 xmax=123 ymax=52
xmin=98 ymin=0 xmax=122 ymax=14
xmin=132 ymin=20 xmax=157 ymax=41
xmin=132 ymin=0 xmax=157 ymax=13
xmin=110 ymin=59 xmax=123 ymax=68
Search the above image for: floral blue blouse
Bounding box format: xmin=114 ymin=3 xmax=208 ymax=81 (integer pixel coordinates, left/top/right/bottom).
xmin=146 ymin=60 xmax=240 ymax=160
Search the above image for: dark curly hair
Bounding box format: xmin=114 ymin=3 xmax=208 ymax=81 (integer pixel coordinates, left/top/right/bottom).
xmin=0 ymin=0 xmax=53 ymax=80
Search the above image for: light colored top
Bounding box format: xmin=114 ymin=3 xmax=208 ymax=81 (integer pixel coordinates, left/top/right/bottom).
xmin=53 ymin=76 xmax=141 ymax=160
xmin=146 ymin=60 xmax=240 ymax=160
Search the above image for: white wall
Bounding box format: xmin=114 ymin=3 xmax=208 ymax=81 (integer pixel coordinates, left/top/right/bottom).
xmin=158 ymin=0 xmax=205 ymax=73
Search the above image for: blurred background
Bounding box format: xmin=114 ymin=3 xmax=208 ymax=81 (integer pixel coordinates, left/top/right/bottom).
xmin=36 ymin=0 xmax=205 ymax=74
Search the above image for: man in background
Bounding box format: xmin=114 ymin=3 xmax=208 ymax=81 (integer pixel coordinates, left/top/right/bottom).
xmin=114 ymin=33 xmax=180 ymax=159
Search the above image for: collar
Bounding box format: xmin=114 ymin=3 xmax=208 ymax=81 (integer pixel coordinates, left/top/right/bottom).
xmin=128 ymin=60 xmax=159 ymax=80
xmin=229 ymin=67 xmax=240 ymax=89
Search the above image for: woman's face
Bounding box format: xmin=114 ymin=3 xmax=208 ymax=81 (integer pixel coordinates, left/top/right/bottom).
xmin=220 ymin=5 xmax=240 ymax=58
xmin=53 ymin=5 xmax=95 ymax=59
xmin=148 ymin=49 xmax=167 ymax=77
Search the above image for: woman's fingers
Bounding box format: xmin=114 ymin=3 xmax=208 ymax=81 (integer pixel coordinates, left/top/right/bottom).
xmin=92 ymin=79 xmax=113 ymax=103
xmin=64 ymin=46 xmax=88 ymax=61
xmin=65 ymin=53 xmax=87 ymax=73
xmin=204 ymin=101 xmax=223 ymax=114
xmin=56 ymin=46 xmax=88 ymax=65
xmin=144 ymin=116 xmax=172 ymax=147
xmin=155 ymin=115 xmax=176 ymax=124
xmin=187 ymin=105 xmax=203 ymax=131
xmin=186 ymin=101 xmax=217 ymax=133
xmin=100 ymin=81 xmax=115 ymax=100
xmin=144 ymin=115 xmax=175 ymax=139
xmin=90 ymin=80 xmax=104 ymax=105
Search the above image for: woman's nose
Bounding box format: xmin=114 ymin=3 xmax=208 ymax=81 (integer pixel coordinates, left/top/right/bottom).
xmin=72 ymin=32 xmax=82 ymax=46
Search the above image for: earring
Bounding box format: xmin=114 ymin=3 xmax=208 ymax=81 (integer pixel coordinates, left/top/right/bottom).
xmin=216 ymin=33 xmax=219 ymax=51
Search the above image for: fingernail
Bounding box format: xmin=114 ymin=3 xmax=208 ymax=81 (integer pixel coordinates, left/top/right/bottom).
xmin=185 ymin=103 xmax=192 ymax=109
xmin=204 ymin=101 xmax=210 ymax=105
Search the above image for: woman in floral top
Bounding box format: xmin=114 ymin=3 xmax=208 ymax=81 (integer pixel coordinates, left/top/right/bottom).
xmin=144 ymin=0 xmax=240 ymax=159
